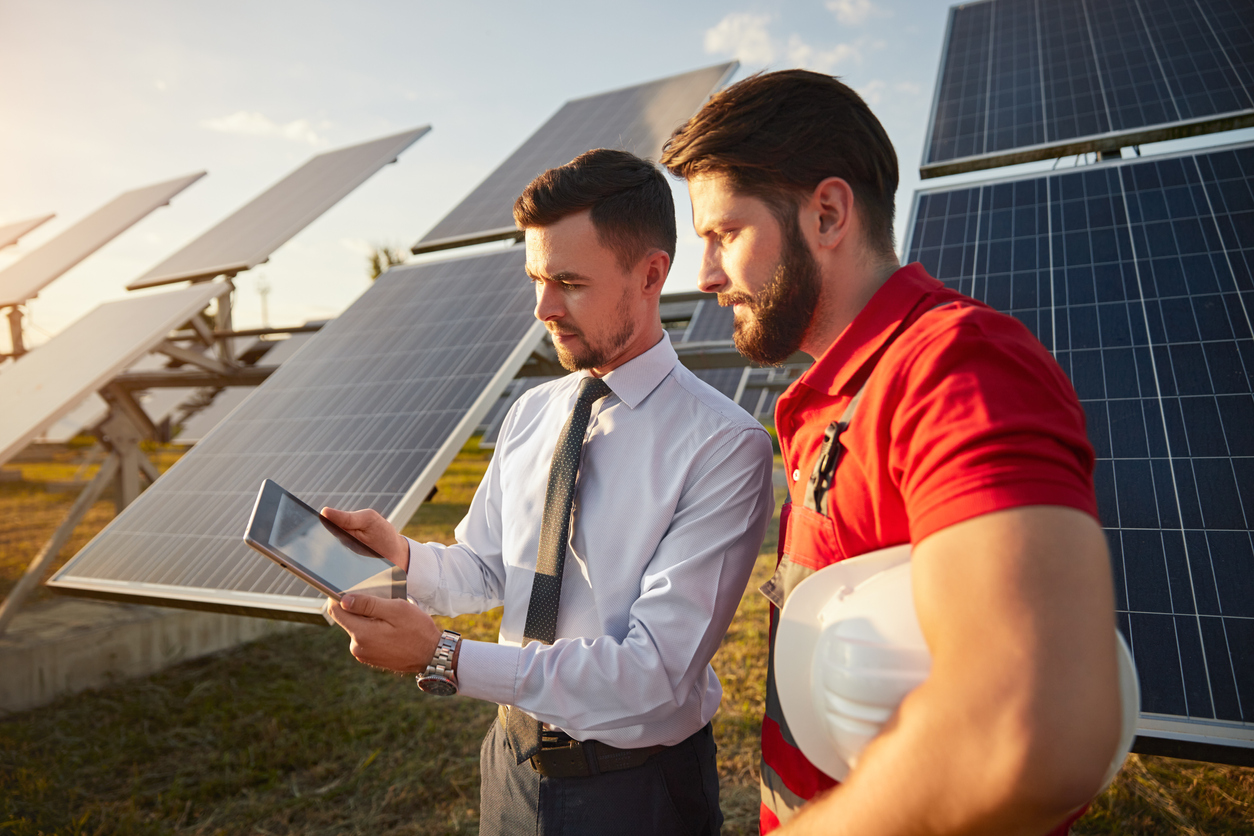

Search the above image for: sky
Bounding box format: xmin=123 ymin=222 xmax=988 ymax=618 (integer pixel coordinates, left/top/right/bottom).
xmin=2 ymin=0 xmax=1245 ymax=353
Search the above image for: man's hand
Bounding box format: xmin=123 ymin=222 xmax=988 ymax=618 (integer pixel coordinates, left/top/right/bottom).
xmin=322 ymin=507 xmax=410 ymax=572
xmin=327 ymin=594 xmax=442 ymax=674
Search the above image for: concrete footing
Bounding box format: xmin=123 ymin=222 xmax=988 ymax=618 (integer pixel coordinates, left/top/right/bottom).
xmin=0 ymin=598 xmax=305 ymax=715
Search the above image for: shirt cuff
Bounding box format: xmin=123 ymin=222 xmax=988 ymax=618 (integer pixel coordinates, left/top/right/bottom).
xmin=404 ymin=536 xmax=441 ymax=608
xmin=456 ymin=639 xmax=520 ymax=706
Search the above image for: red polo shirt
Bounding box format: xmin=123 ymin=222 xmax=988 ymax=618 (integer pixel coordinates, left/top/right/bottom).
xmin=776 ymin=262 xmax=1098 ymax=551
xmin=761 ymin=263 xmax=1098 ymax=833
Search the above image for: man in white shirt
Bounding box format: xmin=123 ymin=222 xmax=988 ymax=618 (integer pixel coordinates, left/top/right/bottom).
xmin=325 ymin=148 xmax=775 ymax=835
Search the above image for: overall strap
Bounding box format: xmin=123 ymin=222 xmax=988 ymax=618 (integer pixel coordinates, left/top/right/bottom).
xmin=803 ymin=295 xmax=952 ymax=517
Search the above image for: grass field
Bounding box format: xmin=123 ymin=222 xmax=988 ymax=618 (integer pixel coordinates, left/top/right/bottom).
xmin=1 ymin=438 xmax=1251 ymax=834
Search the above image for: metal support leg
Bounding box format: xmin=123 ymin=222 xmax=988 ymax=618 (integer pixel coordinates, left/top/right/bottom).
xmin=0 ymin=456 xmax=120 ymax=638
xmin=215 ymin=279 xmax=235 ymax=364
xmin=6 ymin=305 xmax=25 ymax=358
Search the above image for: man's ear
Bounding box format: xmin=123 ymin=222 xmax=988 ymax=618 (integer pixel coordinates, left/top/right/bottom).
xmin=808 ymin=177 xmax=856 ymax=252
xmin=640 ymin=249 xmax=671 ymax=297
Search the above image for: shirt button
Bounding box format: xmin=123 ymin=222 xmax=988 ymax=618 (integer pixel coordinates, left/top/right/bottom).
xmin=792 ymin=469 xmax=800 ymax=482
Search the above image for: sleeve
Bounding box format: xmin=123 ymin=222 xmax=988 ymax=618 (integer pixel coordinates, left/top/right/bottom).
xmin=403 ymin=409 xmax=513 ymax=617
xmin=888 ymin=313 xmax=1099 ymax=543
xmin=456 ymin=426 xmax=776 ymax=740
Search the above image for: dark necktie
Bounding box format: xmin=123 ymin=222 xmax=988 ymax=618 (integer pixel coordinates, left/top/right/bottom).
xmin=506 ymin=375 xmax=612 ymax=764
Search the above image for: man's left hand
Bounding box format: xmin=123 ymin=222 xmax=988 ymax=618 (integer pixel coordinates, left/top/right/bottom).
xmin=327 ymin=594 xmax=442 ymax=674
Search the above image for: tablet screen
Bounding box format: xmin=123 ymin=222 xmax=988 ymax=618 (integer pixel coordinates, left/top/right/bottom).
xmin=271 ymin=492 xmax=393 ymax=593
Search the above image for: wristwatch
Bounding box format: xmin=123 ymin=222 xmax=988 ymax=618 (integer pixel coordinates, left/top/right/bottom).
xmin=416 ymin=630 xmax=461 ymax=696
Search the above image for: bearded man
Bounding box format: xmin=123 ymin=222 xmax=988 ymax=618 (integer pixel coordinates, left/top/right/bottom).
xmin=662 ymin=70 xmax=1122 ymax=836
xmin=323 ymin=148 xmax=774 ymax=835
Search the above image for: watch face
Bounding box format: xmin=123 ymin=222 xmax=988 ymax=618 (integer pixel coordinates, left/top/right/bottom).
xmin=417 ymin=675 xmax=456 ymax=697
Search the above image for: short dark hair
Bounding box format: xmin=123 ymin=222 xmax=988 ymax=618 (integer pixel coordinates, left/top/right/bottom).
xmin=514 ymin=148 xmax=677 ymax=271
xmin=660 ymin=70 xmax=898 ymax=256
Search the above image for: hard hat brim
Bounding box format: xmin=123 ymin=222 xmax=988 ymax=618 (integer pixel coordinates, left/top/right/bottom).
xmin=774 ymin=544 xmax=912 ymax=781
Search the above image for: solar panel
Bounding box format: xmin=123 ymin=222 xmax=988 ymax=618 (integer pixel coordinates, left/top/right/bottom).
xmin=0 ymin=283 xmax=230 ymax=467
xmin=921 ymin=0 xmax=1254 ymax=178
xmin=0 ymin=214 xmax=54 ymax=251
xmin=171 ymin=332 xmax=318 ymax=443
xmin=36 ymin=354 xmax=171 ymax=444
xmin=0 ymin=175 xmax=204 ymax=308
xmin=903 ymin=141 xmax=1254 ymax=761
xmin=679 ymin=299 xmax=744 ymax=400
xmin=127 ymin=128 xmax=430 ymax=290
xmin=50 ymin=248 xmax=545 ymax=621
xmin=412 ymin=63 xmax=737 ymax=254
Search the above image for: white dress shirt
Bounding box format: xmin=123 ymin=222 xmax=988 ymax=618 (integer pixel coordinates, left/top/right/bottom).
xmin=406 ymin=334 xmax=775 ymax=748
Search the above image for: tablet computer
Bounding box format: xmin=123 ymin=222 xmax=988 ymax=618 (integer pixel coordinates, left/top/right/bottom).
xmin=243 ymin=479 xmax=406 ymax=601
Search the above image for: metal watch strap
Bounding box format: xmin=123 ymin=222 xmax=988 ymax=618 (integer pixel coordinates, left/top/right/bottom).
xmin=417 ymin=629 xmax=460 ymax=693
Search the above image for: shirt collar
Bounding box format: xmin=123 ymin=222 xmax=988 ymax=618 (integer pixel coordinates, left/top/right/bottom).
xmin=798 ymin=263 xmax=947 ymax=397
xmin=588 ymin=333 xmax=678 ymax=409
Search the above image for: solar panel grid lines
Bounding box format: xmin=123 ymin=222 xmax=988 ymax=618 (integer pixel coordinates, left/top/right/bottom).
xmin=0 ymin=282 xmax=230 ymax=468
xmin=683 ymin=298 xmax=736 ymax=344
xmin=922 ymin=0 xmax=1254 ymax=178
xmin=903 ymin=141 xmax=1254 ymax=754
xmin=413 ymin=62 xmax=737 ymax=253
xmin=0 ymin=174 xmax=205 ymax=308
xmin=682 ymin=300 xmax=745 ymax=399
xmin=0 ymin=214 xmax=55 ymax=251
xmin=127 ymin=127 xmax=430 ymax=290
xmin=50 ymin=247 xmax=547 ymax=621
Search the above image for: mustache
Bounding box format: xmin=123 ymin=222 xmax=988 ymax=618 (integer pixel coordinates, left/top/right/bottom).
xmin=546 ymin=322 xmax=583 ymax=338
xmin=717 ymin=292 xmax=755 ymax=308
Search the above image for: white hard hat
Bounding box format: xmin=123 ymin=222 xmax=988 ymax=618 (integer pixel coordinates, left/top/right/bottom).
xmin=774 ymin=544 xmax=1140 ymax=788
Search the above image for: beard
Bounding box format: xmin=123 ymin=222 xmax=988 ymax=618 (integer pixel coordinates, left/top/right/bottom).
xmin=550 ymin=287 xmax=637 ymax=371
xmin=718 ymin=213 xmax=821 ymax=365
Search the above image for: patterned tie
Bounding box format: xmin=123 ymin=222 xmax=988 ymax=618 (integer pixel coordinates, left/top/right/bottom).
xmin=506 ymin=375 xmax=613 ymax=764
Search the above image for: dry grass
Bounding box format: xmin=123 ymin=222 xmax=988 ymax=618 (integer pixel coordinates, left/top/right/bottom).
xmin=1 ymin=438 xmax=1251 ymax=835
xmin=0 ymin=441 xmax=186 ymax=603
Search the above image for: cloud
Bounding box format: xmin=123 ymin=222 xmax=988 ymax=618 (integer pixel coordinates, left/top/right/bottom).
xmin=786 ymin=35 xmax=872 ymax=72
xmin=855 ymin=79 xmax=922 ymax=106
xmin=826 ymin=0 xmax=885 ymax=26
xmin=705 ymin=11 xmax=877 ymax=73
xmin=200 ymin=111 xmax=324 ymax=145
xmin=704 ymin=12 xmax=777 ymax=65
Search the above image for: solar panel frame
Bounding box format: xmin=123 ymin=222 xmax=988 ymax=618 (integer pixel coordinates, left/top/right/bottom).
xmin=0 ymin=174 xmax=205 ymax=308
xmin=920 ymin=0 xmax=1254 ymax=179
xmin=0 ymin=214 xmax=55 ymax=251
xmin=412 ymin=63 xmax=737 ymax=254
xmin=51 ymin=247 xmax=546 ymax=622
xmin=0 ymin=283 xmax=230 ymax=467
xmin=127 ymin=128 xmax=429 ymax=290
xmin=903 ymin=140 xmax=1254 ymax=761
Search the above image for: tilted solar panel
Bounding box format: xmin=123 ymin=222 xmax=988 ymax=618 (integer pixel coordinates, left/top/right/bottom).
xmin=171 ymin=332 xmax=318 ymax=444
xmin=0 ymin=283 xmax=230 ymax=466
xmin=904 ymin=142 xmax=1254 ymax=762
xmin=51 ymin=248 xmax=545 ymax=621
xmin=922 ymin=0 xmax=1254 ymax=178
xmin=0 ymin=174 xmax=204 ymax=307
xmin=0 ymin=214 xmax=54 ymax=251
xmin=412 ymin=63 xmax=736 ymax=254
xmin=127 ymin=128 xmax=429 ymax=290
xmin=681 ymin=299 xmax=744 ymax=400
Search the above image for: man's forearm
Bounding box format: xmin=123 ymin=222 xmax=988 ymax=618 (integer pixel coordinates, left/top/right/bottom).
xmin=774 ymin=680 xmax=1086 ymax=836
xmin=776 ymin=507 xmax=1120 ymax=835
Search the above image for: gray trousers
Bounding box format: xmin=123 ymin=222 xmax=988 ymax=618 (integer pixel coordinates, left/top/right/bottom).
xmin=478 ymin=719 xmax=723 ymax=836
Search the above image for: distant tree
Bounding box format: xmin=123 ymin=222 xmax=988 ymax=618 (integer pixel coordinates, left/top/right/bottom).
xmin=368 ymin=245 xmax=408 ymax=280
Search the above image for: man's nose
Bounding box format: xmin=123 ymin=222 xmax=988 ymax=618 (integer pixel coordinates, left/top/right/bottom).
xmin=697 ymin=241 xmax=728 ymax=294
xmin=534 ymin=281 xmax=565 ymax=322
